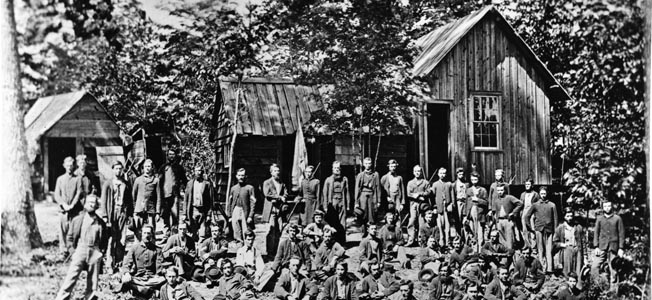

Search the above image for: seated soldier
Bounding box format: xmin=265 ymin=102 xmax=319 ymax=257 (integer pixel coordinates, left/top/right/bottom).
xmin=418 ymin=210 xmax=439 ymax=248
xmin=303 ymin=210 xmax=334 ymax=253
xmin=235 ymin=230 xmax=265 ymax=282
xmin=553 ymin=272 xmax=586 ymax=300
xmin=448 ymin=236 xmax=474 ymax=267
xmin=359 ymin=222 xmax=383 ymax=275
xmin=388 ymin=280 xmax=417 ymax=300
xmin=481 ymin=230 xmax=514 ymax=270
xmin=358 ymin=259 xmax=400 ymax=300
xmin=461 ymin=281 xmax=483 ymax=300
xmin=163 ymin=222 xmax=197 ymax=279
xmin=159 ymin=266 xmax=204 ymax=300
xmin=420 ymin=236 xmax=446 ymax=273
xmin=428 ymin=263 xmax=463 ymax=300
xmin=314 ymin=228 xmax=345 ymax=279
xmin=199 ymin=223 xmax=229 ymax=261
xmin=512 ymin=247 xmax=545 ymax=297
xmin=115 ymin=225 xmax=166 ymax=297
xmin=215 ymin=259 xmax=250 ymax=300
xmin=319 ymin=261 xmax=357 ymax=300
xmin=272 ymin=224 xmax=311 ymax=273
xmin=484 ymin=266 xmax=526 ymax=300
xmin=274 ymin=256 xmax=314 ymax=300
xmin=378 ymin=212 xmax=404 ymax=261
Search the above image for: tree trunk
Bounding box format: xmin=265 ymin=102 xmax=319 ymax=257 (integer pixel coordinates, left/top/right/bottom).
xmin=0 ymin=0 xmax=43 ymax=257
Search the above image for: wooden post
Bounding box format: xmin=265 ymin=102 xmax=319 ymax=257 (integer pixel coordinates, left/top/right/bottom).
xmin=43 ymin=138 xmax=49 ymax=193
xmin=224 ymin=82 xmax=243 ymax=215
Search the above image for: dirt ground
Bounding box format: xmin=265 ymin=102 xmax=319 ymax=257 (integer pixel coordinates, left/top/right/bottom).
xmin=0 ymin=201 xmax=569 ymax=300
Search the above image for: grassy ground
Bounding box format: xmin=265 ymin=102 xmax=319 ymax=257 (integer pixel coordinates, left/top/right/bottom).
xmin=0 ymin=201 xmax=577 ymax=300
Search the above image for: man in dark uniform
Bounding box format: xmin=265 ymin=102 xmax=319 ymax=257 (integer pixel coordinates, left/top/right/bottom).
xmin=355 ymin=157 xmax=381 ymax=235
xmin=227 ymin=168 xmax=257 ymax=243
xmin=184 ymin=164 xmax=213 ymax=241
xmin=132 ymin=159 xmax=161 ymax=237
xmin=296 ymin=165 xmax=321 ymax=226
xmin=159 ymin=148 xmax=187 ymax=233
xmin=322 ymin=161 xmax=350 ymax=244
xmin=262 ymin=163 xmax=288 ymax=257
xmin=99 ymin=161 xmax=132 ymax=272
xmin=116 ymin=225 xmax=166 ymax=297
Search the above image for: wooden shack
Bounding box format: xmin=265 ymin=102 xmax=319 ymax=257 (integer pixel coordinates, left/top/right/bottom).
xmin=24 ymin=91 xmax=122 ymax=196
xmin=412 ymin=6 xmax=571 ymax=184
xmin=213 ymin=78 xmax=413 ymax=205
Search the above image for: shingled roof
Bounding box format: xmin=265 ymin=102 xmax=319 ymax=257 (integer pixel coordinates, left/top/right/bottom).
xmin=412 ymin=6 xmax=571 ymax=100
xmin=218 ymin=77 xmax=323 ymax=136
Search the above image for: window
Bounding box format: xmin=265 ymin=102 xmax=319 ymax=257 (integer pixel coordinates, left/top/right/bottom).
xmin=470 ymin=94 xmax=501 ymax=150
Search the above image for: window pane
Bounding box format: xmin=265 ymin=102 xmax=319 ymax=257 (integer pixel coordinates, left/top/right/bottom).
xmin=473 ymin=123 xmax=481 ymax=135
xmin=481 ymin=134 xmax=487 ymax=147
xmin=474 ymin=98 xmax=480 ymax=121
xmin=489 ymin=134 xmax=497 ymax=147
xmin=474 ymin=133 xmax=481 ymax=146
xmin=488 ymin=123 xmax=497 ymax=136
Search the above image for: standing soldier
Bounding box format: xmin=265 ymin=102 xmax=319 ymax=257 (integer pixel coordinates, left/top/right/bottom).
xmin=158 ymin=148 xmax=187 ymax=233
xmin=227 ymin=168 xmax=256 ymax=243
xmin=296 ymin=165 xmax=321 ymax=226
xmin=430 ymin=167 xmax=454 ymax=245
xmin=406 ymin=165 xmax=430 ymax=246
xmin=519 ymin=178 xmax=540 ymax=250
xmin=184 ymin=164 xmax=213 ymax=241
xmin=262 ymin=163 xmax=288 ymax=256
xmin=525 ymin=186 xmax=557 ymax=273
xmin=491 ymin=184 xmax=522 ymax=250
xmin=323 ymin=161 xmax=350 ymax=244
xmin=452 ymin=168 xmax=468 ymax=239
xmin=99 ymin=161 xmax=133 ymax=273
xmin=591 ymin=200 xmax=625 ymax=283
xmin=54 ymin=156 xmax=83 ymax=254
xmin=488 ymin=169 xmax=510 ymax=210
xmin=380 ymin=159 xmax=405 ymax=218
xmin=76 ymin=154 xmax=99 ymax=196
xmin=55 ymin=195 xmax=107 ymax=300
xmin=465 ymin=172 xmax=488 ymax=252
xmin=355 ymin=157 xmax=381 ymax=234
xmin=132 ymin=159 xmax=161 ymax=237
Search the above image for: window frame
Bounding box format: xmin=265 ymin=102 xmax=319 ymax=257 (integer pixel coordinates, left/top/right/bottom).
xmin=469 ymin=92 xmax=502 ymax=151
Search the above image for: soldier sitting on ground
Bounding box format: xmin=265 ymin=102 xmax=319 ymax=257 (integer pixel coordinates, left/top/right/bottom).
xmin=162 ymin=222 xmax=197 ymax=279
xmin=115 ymin=224 xmax=166 ymax=298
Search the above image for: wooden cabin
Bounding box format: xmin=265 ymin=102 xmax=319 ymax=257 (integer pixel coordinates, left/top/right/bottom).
xmin=412 ymin=6 xmax=571 ymax=184
xmin=24 ymin=91 xmax=122 ymax=197
xmin=213 ymin=78 xmax=413 ymax=205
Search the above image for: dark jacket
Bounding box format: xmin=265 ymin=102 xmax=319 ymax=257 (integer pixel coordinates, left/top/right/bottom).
xmin=428 ymin=275 xmax=461 ymax=300
xmin=358 ymin=272 xmax=400 ymax=298
xmin=430 ymin=180 xmax=454 ymax=214
xmin=184 ymin=178 xmax=213 ymax=220
xmin=262 ymin=178 xmax=288 ymax=222
xmin=593 ymin=213 xmax=625 ymax=251
xmin=512 ymin=257 xmax=545 ymax=290
xmin=380 ymin=172 xmax=405 ymax=205
xmin=274 ymin=271 xmax=309 ymax=300
xmin=122 ymin=242 xmax=164 ymax=277
xmin=159 ymin=281 xmax=204 ymax=300
xmin=553 ymin=223 xmax=585 ymax=255
xmin=272 ymin=238 xmax=310 ymax=271
xmin=99 ymin=178 xmax=133 ymax=224
xmin=320 ymin=275 xmax=358 ymax=300
xmin=524 ymin=200 xmax=558 ymax=233
xmin=132 ymin=174 xmax=161 ymax=214
xmin=484 ymin=277 xmax=525 ymax=300
xmin=359 ymin=236 xmax=383 ymax=263
xmin=67 ymin=212 xmax=108 ymax=253
xmin=162 ymin=233 xmax=197 ymax=260
xmin=158 ymin=163 xmax=187 ymax=198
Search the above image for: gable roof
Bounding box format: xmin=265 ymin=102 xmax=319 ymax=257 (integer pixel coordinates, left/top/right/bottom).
xmin=412 ymin=6 xmax=571 ymax=100
xmin=218 ymin=77 xmax=323 ymax=136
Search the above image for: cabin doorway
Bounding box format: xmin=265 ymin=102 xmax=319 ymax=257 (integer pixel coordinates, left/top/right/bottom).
xmin=427 ymin=104 xmax=450 ymax=178
xmin=48 ymin=137 xmax=76 ymax=191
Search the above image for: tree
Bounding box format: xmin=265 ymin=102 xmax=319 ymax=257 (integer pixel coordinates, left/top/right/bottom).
xmin=1 ymin=0 xmax=43 ymax=256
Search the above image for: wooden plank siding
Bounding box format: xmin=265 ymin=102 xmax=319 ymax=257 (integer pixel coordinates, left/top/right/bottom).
xmin=420 ymin=16 xmax=553 ymax=184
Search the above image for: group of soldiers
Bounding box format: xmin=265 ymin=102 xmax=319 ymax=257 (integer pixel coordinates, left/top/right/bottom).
xmin=52 ymin=150 xmax=627 ymax=300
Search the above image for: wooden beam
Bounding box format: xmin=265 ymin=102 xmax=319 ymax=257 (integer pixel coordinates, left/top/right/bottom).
xmin=43 ymin=138 xmax=49 ymax=193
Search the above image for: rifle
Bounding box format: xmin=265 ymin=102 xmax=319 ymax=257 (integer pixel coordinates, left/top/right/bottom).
xmin=280 ymin=162 xmax=321 ymax=233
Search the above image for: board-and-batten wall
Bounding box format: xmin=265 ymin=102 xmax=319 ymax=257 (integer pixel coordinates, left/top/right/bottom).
xmin=421 ymin=17 xmax=552 ymax=184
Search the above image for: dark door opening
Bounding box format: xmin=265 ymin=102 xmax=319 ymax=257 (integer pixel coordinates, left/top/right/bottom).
xmin=48 ymin=137 xmax=77 ymax=191
xmin=427 ymin=104 xmax=450 ymax=178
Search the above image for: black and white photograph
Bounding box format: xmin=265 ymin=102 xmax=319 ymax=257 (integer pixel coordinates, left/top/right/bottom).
xmin=0 ymin=0 xmax=649 ymax=299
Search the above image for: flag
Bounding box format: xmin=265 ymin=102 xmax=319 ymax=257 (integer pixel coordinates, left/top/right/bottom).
xmin=291 ymin=116 xmax=308 ymax=190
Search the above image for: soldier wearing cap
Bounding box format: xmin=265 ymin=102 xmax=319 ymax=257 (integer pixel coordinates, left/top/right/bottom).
xmin=303 ymin=209 xmax=335 ymax=253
